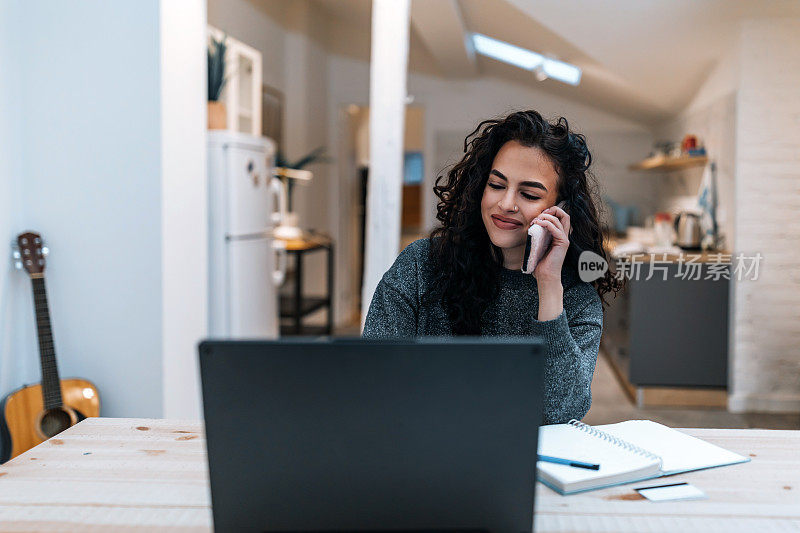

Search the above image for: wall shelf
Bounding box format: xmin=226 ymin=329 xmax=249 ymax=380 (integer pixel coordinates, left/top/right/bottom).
xmin=629 ymin=154 xmax=708 ymax=172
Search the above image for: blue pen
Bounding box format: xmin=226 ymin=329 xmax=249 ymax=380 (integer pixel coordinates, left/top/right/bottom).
xmin=538 ymin=454 xmax=600 ymax=470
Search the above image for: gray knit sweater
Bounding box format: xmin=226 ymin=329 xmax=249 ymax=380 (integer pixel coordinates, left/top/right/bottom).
xmin=362 ymin=237 xmax=603 ymax=424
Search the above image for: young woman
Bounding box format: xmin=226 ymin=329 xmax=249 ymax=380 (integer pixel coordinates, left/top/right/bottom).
xmin=362 ymin=110 xmax=622 ymax=423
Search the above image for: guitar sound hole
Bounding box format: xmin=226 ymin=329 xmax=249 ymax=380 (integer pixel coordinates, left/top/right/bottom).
xmin=39 ymin=409 xmax=73 ymax=438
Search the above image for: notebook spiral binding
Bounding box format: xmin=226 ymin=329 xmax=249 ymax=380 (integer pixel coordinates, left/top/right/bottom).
xmin=567 ymin=419 xmax=664 ymax=467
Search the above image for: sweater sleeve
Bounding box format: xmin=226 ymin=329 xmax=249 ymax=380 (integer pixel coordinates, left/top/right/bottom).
xmin=529 ymin=285 xmax=603 ymax=424
xmin=362 ymin=242 xmax=421 ymax=338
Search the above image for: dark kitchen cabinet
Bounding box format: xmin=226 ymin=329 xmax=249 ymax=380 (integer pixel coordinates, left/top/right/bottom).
xmin=602 ymin=259 xmax=730 ymax=391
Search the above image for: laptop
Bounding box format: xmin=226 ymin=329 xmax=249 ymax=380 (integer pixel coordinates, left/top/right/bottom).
xmin=199 ymin=337 xmax=545 ymax=533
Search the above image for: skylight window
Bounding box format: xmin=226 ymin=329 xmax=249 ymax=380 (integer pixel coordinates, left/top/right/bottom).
xmin=472 ymin=33 xmax=543 ymax=70
xmin=471 ymin=33 xmax=582 ymax=86
xmin=542 ymin=57 xmax=582 ymax=86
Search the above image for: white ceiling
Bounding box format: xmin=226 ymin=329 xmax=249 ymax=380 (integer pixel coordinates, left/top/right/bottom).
xmin=312 ymin=0 xmax=800 ymax=126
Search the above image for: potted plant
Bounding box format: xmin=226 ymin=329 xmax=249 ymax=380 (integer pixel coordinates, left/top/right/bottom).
xmin=207 ymin=35 xmax=227 ymax=130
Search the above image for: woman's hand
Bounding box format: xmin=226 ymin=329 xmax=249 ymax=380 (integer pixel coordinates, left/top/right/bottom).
xmin=531 ymin=204 xmax=571 ymax=284
xmin=531 ymin=204 xmax=570 ymax=321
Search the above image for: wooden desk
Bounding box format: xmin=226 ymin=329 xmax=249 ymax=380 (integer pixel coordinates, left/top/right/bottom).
xmin=0 ymin=420 xmax=798 ymax=531
xmin=536 ymin=428 xmax=800 ymax=532
xmin=0 ymin=418 xmax=211 ymax=532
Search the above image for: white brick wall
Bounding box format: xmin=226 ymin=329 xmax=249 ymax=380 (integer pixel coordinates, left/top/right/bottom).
xmin=730 ymin=19 xmax=800 ymax=413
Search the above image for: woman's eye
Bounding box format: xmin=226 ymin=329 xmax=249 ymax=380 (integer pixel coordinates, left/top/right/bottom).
xmin=486 ymin=182 xmax=542 ymax=200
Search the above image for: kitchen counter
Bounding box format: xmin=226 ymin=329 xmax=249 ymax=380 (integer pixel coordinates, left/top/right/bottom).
xmin=604 ymin=235 xmax=730 ymax=264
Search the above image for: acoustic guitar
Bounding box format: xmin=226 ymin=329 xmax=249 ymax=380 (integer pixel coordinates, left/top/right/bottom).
xmin=0 ymin=232 xmax=100 ymax=463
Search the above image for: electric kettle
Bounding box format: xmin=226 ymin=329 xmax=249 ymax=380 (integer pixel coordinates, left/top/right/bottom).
xmin=673 ymin=211 xmax=702 ymax=250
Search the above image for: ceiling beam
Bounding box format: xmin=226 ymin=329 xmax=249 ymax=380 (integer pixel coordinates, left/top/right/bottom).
xmin=410 ymin=0 xmax=477 ymax=78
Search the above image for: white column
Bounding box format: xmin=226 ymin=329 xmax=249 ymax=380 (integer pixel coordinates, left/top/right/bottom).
xmin=360 ymin=0 xmax=411 ymax=331
xmin=160 ymin=0 xmax=208 ymax=419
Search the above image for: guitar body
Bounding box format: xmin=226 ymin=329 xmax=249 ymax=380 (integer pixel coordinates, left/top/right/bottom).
xmin=0 ymin=378 xmax=100 ymax=462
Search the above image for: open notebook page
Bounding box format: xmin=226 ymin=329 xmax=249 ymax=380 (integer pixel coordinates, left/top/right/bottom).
xmin=596 ymin=420 xmax=749 ymax=474
xmin=537 ymin=423 xmax=662 ymax=493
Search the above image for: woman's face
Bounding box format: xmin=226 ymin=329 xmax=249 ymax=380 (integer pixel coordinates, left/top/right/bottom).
xmin=480 ymin=140 xmax=560 ymax=252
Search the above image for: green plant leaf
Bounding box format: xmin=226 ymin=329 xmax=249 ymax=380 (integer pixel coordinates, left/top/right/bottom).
xmin=208 ymin=35 xmax=227 ymax=101
xmin=290 ymin=146 xmax=332 ymax=169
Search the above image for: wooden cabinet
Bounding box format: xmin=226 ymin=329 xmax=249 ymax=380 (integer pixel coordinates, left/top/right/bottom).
xmin=208 ymin=26 xmax=262 ymax=136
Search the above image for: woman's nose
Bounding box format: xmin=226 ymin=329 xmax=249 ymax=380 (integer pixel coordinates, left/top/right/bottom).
xmin=498 ymin=189 xmax=516 ymax=211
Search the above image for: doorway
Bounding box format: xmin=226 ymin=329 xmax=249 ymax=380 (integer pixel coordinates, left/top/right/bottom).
xmin=337 ymin=104 xmax=426 ymax=326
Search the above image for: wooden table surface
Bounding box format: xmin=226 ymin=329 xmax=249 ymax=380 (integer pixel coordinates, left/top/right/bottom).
xmin=535 ymin=428 xmax=800 ymax=532
xmin=275 ymin=231 xmax=331 ymax=251
xmin=0 ymin=419 xmax=797 ymax=532
xmin=0 ymin=418 xmax=211 ymax=532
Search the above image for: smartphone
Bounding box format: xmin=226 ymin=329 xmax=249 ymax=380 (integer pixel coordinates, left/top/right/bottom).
xmin=521 ymin=200 xmax=567 ymax=274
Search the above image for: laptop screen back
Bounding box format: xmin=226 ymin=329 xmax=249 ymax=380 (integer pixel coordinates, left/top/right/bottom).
xmin=199 ymin=337 xmax=544 ymax=533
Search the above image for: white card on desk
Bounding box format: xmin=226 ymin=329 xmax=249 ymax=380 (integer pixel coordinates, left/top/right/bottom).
xmin=635 ymin=482 xmax=707 ymax=502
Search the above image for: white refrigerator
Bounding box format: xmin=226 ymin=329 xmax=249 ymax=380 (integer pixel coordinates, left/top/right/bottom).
xmin=207 ymin=131 xmax=286 ymax=338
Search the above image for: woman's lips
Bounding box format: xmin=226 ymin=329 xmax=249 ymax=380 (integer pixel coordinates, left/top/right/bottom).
xmin=491 ymin=215 xmax=523 ymax=230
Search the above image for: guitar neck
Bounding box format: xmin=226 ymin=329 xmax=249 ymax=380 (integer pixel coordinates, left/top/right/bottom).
xmin=31 ymin=277 xmax=63 ymax=410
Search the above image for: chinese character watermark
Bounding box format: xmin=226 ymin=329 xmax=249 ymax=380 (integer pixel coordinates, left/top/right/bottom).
xmin=578 ymin=251 xmax=764 ymax=282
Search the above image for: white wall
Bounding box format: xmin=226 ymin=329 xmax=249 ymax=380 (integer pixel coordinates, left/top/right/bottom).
xmin=586 ymin=131 xmax=658 ymax=228
xmin=0 ymin=1 xmax=24 ymax=401
xmin=684 ymin=36 xmax=741 ymax=117
xmin=1 ymin=0 xmax=207 ymax=419
xmin=729 ymin=19 xmax=800 ymax=414
xmin=282 ymin=0 xmax=330 ymax=246
xmin=10 ymin=0 xmax=164 ymax=418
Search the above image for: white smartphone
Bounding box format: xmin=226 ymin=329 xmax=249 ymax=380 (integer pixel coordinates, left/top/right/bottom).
xmin=521 ymin=201 xmax=567 ymax=274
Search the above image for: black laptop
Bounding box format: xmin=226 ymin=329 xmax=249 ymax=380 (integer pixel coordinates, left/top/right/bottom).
xmin=199 ymin=337 xmax=545 ymax=533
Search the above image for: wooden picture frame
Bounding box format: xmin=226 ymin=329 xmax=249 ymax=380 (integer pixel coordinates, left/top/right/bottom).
xmin=262 ymin=84 xmax=284 ymax=146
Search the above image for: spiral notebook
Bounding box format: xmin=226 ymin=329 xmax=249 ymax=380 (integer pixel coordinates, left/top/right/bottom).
xmin=537 ymin=419 xmax=749 ymax=495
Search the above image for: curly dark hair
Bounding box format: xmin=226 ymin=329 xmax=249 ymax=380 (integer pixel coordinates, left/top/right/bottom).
xmin=424 ymin=109 xmax=623 ymax=335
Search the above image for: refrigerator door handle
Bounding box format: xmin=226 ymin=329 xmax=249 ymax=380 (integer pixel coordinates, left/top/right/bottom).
xmin=272 ymin=239 xmax=287 ymax=286
xmin=269 ymin=176 xmax=284 ymax=226
xmin=227 ymin=230 xmax=273 ymax=242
